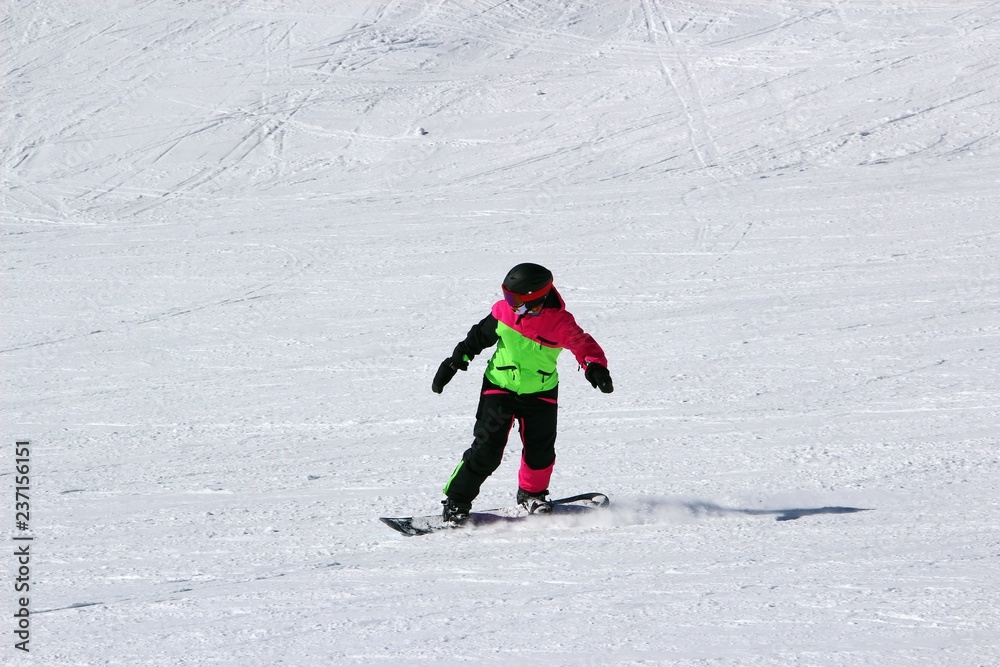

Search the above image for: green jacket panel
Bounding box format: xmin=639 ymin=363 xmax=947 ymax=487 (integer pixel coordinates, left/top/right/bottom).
xmin=484 ymin=321 xmax=562 ymax=394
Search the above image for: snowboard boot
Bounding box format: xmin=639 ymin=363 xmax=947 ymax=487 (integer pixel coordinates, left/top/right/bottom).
xmin=517 ymin=488 xmax=553 ymax=515
xmin=441 ymin=498 xmax=472 ymax=526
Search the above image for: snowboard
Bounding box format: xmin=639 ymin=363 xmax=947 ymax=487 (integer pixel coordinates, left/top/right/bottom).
xmin=380 ymin=492 xmax=610 ymax=537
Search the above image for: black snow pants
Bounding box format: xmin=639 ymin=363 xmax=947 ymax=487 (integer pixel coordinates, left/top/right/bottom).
xmin=443 ymin=378 xmax=558 ymax=505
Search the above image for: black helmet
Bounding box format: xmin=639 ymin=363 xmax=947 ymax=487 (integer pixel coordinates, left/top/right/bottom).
xmin=502 ymin=263 xmax=554 ymax=311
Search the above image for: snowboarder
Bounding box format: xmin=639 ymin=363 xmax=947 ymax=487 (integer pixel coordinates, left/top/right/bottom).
xmin=431 ymin=263 xmax=614 ymax=525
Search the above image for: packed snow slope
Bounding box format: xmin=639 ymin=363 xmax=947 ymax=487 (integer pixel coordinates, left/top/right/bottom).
xmin=3 ymin=1 xmax=1000 ymax=665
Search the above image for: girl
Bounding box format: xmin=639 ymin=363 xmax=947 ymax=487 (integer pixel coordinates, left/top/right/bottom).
xmin=431 ymin=263 xmax=614 ymax=524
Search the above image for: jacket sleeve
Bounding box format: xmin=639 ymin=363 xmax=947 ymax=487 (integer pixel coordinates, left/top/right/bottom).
xmin=557 ymin=312 xmax=608 ymax=369
xmin=451 ymin=313 xmax=499 ymax=363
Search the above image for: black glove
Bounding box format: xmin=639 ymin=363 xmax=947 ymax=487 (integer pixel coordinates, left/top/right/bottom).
xmin=585 ymin=363 xmax=614 ymax=393
xmin=432 ymin=357 xmax=468 ymax=394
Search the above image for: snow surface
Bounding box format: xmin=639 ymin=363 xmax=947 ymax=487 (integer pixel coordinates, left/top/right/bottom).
xmin=3 ymin=1 xmax=1000 ymax=665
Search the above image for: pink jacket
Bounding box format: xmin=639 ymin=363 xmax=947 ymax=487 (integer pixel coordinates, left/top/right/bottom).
xmin=490 ymin=288 xmax=608 ymax=370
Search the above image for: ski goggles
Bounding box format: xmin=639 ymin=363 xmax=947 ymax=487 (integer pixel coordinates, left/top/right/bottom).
xmin=502 ymin=281 xmax=553 ymax=314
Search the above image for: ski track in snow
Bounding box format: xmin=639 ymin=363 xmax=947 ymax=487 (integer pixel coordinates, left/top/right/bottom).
xmin=3 ymin=1 xmax=1000 ymax=665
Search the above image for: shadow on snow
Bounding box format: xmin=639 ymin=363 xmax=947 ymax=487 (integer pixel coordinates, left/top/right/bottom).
xmin=669 ymin=500 xmax=871 ymax=522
